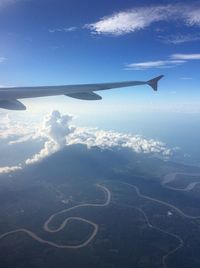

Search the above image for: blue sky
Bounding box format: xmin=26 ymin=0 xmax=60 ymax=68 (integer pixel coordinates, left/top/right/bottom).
xmin=0 ymin=0 xmax=200 ymax=87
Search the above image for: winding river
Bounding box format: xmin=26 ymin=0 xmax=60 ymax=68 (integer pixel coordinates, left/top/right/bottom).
xmin=0 ymin=184 xmax=111 ymax=249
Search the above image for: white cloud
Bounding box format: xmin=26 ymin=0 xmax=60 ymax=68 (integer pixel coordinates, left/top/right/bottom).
xmin=22 ymin=111 xmax=174 ymax=165
xmin=67 ymin=127 xmax=173 ymax=157
xmin=0 ymin=165 xmax=22 ymax=174
xmin=125 ymin=60 xmax=185 ymax=70
xmin=0 ymin=114 xmax=32 ymax=139
xmin=86 ymin=6 xmax=168 ymax=36
xmin=26 ymin=111 xmax=74 ymax=164
xmin=0 ymin=111 xmax=175 ymax=172
xmin=49 ymin=26 xmax=77 ymax=33
xmin=171 ymin=53 xmax=200 ymax=60
xmin=126 ymin=52 xmax=200 ymax=70
xmin=86 ymin=4 xmax=200 ymax=36
xmin=186 ymin=8 xmax=200 ymax=26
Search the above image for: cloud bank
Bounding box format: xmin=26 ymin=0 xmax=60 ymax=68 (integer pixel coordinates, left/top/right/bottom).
xmin=86 ymin=4 xmax=200 ymax=36
xmin=24 ymin=111 xmax=175 ymax=164
xmin=0 ymin=111 xmax=175 ymax=173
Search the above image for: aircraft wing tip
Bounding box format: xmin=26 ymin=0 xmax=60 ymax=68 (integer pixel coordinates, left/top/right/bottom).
xmin=147 ymin=75 xmax=164 ymax=91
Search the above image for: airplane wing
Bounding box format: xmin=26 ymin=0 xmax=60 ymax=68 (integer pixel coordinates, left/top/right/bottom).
xmin=0 ymin=75 xmax=163 ymax=110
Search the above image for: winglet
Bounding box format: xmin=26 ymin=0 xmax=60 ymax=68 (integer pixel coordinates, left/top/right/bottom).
xmin=147 ymin=75 xmax=164 ymax=91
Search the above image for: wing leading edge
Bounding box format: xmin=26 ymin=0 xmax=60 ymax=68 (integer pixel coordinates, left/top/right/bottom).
xmin=0 ymin=75 xmax=164 ymax=110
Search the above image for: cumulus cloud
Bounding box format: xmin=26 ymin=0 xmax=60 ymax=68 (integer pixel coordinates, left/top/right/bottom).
xmin=16 ymin=111 xmax=175 ymax=166
xmin=67 ymin=128 xmax=173 ymax=157
xmin=86 ymin=4 xmax=200 ymax=36
xmin=26 ymin=111 xmax=74 ymax=164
